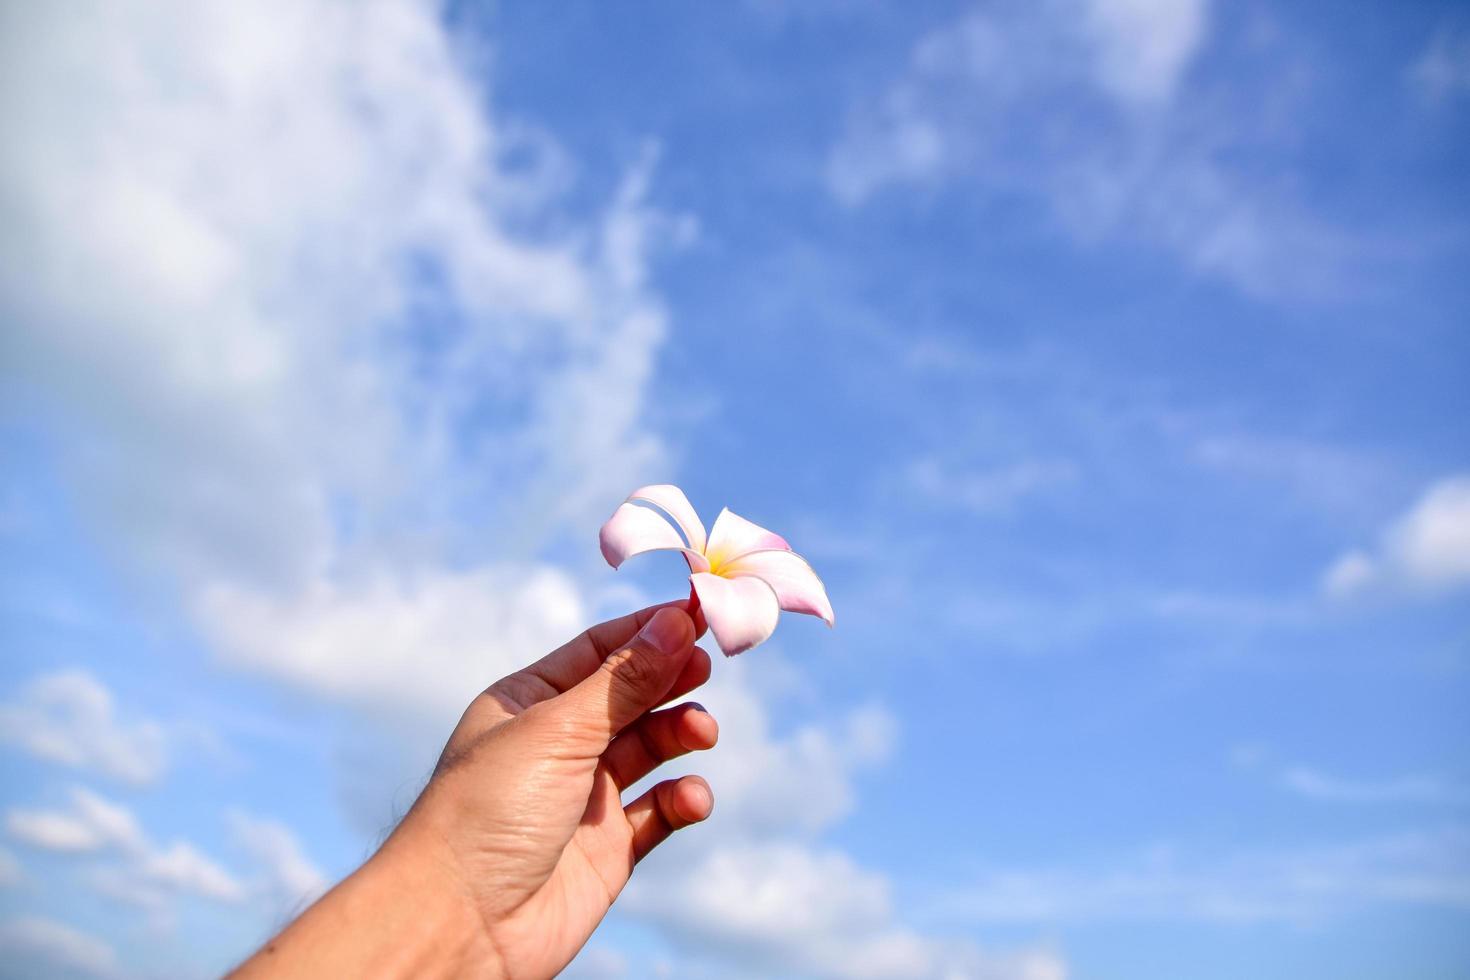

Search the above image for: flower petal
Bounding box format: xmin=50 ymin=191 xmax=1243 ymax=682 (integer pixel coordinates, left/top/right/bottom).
xmin=600 ymin=502 xmax=711 ymax=572
xmin=704 ymin=508 xmax=791 ymax=567
xmin=721 ymin=549 xmax=834 ymax=627
xmin=690 ymin=571 xmax=780 ymax=656
xmin=627 ymin=484 xmax=707 ymax=554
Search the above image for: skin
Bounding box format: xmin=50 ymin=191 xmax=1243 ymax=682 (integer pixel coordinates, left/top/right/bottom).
xmin=231 ymin=600 xmax=718 ymax=980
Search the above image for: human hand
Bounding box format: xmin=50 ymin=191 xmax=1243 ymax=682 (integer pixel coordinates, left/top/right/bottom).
xmin=231 ymin=600 xmax=718 ymax=979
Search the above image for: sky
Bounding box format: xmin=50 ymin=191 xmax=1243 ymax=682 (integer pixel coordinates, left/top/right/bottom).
xmin=0 ymin=0 xmax=1467 ymax=977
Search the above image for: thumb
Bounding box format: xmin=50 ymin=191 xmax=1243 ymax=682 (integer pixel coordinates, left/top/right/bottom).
xmin=548 ymin=607 xmax=695 ymax=751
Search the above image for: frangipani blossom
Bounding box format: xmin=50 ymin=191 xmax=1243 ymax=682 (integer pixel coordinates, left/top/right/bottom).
xmin=599 ymin=485 xmax=834 ymax=656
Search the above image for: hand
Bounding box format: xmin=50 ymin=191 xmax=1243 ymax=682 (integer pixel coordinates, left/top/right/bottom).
xmin=231 ymin=601 xmax=718 ymax=979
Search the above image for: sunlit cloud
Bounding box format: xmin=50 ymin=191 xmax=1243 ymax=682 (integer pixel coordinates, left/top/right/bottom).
xmin=0 ymin=0 xmax=680 ymax=720
xmin=629 ymin=840 xmax=1067 ymax=980
xmin=1323 ymin=475 xmax=1470 ymax=599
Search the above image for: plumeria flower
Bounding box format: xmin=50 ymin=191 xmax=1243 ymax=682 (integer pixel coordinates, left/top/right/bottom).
xmin=599 ymin=484 xmax=834 ymax=656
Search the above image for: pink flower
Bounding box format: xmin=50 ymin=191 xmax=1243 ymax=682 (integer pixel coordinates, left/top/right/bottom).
xmin=598 ymin=485 xmax=835 ymax=656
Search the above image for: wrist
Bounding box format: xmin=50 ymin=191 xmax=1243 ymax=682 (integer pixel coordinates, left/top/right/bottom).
xmin=231 ymin=824 xmax=502 ymax=979
xmin=361 ymin=832 xmax=505 ymax=979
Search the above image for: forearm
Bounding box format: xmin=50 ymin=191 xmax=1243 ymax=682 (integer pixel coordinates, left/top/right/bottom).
xmin=229 ymin=834 xmax=501 ymax=980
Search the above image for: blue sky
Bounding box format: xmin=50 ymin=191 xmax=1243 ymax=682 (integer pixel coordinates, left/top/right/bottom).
xmin=1 ymin=1 xmax=1468 ymax=978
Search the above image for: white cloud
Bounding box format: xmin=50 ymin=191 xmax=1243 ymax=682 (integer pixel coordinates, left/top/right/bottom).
xmin=829 ymin=0 xmax=1210 ymax=202
xmin=619 ymin=658 xmax=1059 ymax=980
xmin=226 ymin=811 xmax=330 ymax=916
xmin=828 ymin=0 xmax=1352 ymax=300
xmin=628 ymin=841 xmax=1066 ymax=980
xmin=1411 ymin=26 xmax=1470 ymax=102
xmin=1382 ymin=476 xmax=1470 ymax=586
xmin=138 ymin=841 xmax=244 ymax=903
xmin=7 ymin=788 xmax=143 ymax=854
xmin=6 ymin=811 xmax=113 ymax=855
xmin=1081 ymin=0 xmax=1209 ymax=104
xmin=842 ymin=703 xmax=899 ymax=766
xmin=0 ymin=670 xmax=168 ymax=785
xmin=0 ymin=0 xmax=681 ymax=716
xmin=905 ymin=457 xmax=1076 ymax=516
xmin=199 ymin=564 xmax=585 ymax=719
xmin=0 ymin=917 xmax=118 ymax=979
xmin=665 ymin=656 xmax=896 ymax=838
xmin=6 ymin=787 xmax=244 ymax=905
xmin=1323 ymin=475 xmax=1470 ymax=599
xmin=1321 ymin=549 xmax=1375 ymax=596
xmin=1233 ymin=746 xmax=1467 ymax=805
xmin=933 ymin=827 xmax=1470 ymax=925
xmin=0 ymin=846 xmax=22 ymax=887
xmin=627 ymin=842 xmax=910 ymax=974
xmin=1279 ymin=768 xmax=1464 ymax=805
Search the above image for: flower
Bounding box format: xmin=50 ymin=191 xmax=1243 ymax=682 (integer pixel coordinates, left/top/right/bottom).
xmin=598 ymin=484 xmax=834 ymax=656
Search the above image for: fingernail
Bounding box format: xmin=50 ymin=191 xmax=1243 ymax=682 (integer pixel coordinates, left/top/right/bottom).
xmin=683 ymin=780 xmax=713 ymax=819
xmin=637 ymin=608 xmax=687 ymax=657
xmin=686 ymin=702 xmax=707 ymax=713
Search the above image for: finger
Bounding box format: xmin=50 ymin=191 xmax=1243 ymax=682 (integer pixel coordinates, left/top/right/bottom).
xmin=507 ymin=598 xmax=707 ymax=705
xmin=625 ymin=775 xmax=713 ymax=862
xmin=481 ymin=598 xmax=703 ymax=716
xmin=550 ymin=607 xmax=695 ymax=749
xmin=476 ymin=642 xmax=709 ymax=739
xmin=602 ymin=702 xmax=718 ymax=790
xmin=583 ymin=597 xmax=706 ymax=660
xmin=658 ymin=646 xmax=711 ymax=708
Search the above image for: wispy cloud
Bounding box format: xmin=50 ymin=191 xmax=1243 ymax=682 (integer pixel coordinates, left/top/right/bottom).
xmin=895 ymin=333 xmax=1402 ymax=535
xmin=0 ymin=845 xmax=24 ymax=887
xmin=1233 ymin=744 xmax=1469 ymax=806
xmin=827 ymin=0 xmax=1357 ymax=300
xmin=0 ymin=671 xmax=168 ymax=785
xmin=7 ymin=787 xmax=243 ymax=906
xmin=1080 ymin=0 xmax=1210 ymax=105
xmin=1279 ymin=768 xmax=1467 ymax=806
xmin=827 ymin=0 xmax=1209 ymax=202
xmin=7 ymin=788 xmax=142 ymax=855
xmin=0 ymin=917 xmax=119 ymax=979
xmin=904 ymin=456 xmax=1077 ymax=516
xmin=1411 ymin=25 xmax=1470 ymax=102
xmin=933 ymin=827 xmax=1470 ymax=925
xmin=226 ymin=811 xmax=329 ymax=921
xmin=1188 ymin=432 xmax=1399 ymax=523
